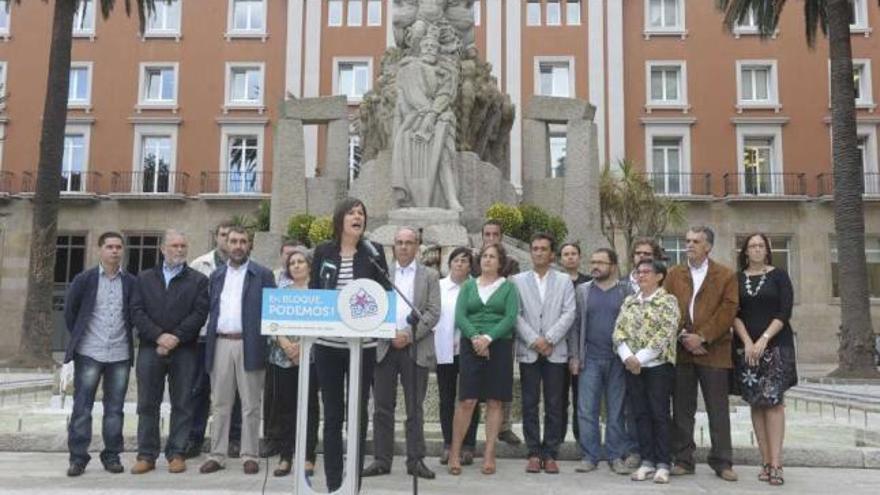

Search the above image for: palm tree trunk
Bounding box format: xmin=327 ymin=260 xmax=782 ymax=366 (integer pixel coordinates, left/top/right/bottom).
xmin=17 ymin=0 xmax=78 ymax=366
xmin=827 ymin=0 xmax=879 ymax=377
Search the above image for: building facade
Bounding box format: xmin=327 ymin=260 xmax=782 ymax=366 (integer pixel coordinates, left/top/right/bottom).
xmin=1 ymin=0 xmax=879 ymax=362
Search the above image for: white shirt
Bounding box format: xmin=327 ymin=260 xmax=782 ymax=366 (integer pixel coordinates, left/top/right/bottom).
xmin=616 ymin=289 xmax=664 ymax=368
xmin=434 ymin=276 xmax=464 ymax=365
xmin=217 ymin=261 xmax=248 ymax=334
xmin=532 ymin=269 xmax=549 ymax=303
xmin=688 ymin=258 xmax=709 ymax=323
xmin=628 ymin=271 xmax=639 ymax=294
xmin=477 ymin=277 xmax=505 ymax=304
xmin=394 ymin=261 xmax=417 ymax=331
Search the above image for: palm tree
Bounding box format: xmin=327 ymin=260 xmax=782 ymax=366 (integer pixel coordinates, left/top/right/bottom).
xmin=15 ymin=0 xmax=154 ymax=367
xmin=716 ymin=0 xmax=879 ymax=377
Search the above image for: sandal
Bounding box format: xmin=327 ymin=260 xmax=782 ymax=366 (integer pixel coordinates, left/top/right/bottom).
xmin=480 ymin=463 xmax=496 ymax=475
xmin=769 ymin=466 xmax=784 ymax=486
xmin=273 ymin=460 xmax=292 ymax=477
xmin=758 ymin=464 xmax=771 ymax=482
xmin=448 ymin=464 xmax=462 ymax=476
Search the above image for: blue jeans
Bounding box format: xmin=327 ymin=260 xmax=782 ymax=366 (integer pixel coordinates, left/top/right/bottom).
xmin=577 ymin=357 xmax=628 ymax=463
xmin=68 ymin=353 xmax=131 ymax=466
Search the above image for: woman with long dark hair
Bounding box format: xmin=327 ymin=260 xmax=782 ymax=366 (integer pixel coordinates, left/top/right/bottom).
xmin=310 ymin=197 xmax=390 ymax=492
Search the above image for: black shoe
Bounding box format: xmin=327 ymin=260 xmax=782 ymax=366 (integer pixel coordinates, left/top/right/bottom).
xmin=259 ymin=439 xmax=280 ymax=458
xmin=497 ymin=429 xmax=522 ymax=446
xmin=228 ymin=440 xmax=241 ymax=459
xmin=184 ymin=442 xmax=204 ymax=459
xmin=361 ymin=461 xmax=391 ymax=477
xmin=407 ymin=460 xmax=436 ymax=480
xmin=67 ymin=463 xmax=86 ymax=477
xmin=102 ymin=460 xmax=124 ymax=474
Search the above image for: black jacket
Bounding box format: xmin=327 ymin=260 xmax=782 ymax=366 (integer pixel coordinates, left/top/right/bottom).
xmin=309 ymin=240 xmax=392 ymax=291
xmin=131 ymin=264 xmax=210 ymax=348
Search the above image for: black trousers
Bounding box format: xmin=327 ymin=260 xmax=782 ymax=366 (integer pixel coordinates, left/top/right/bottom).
xmin=263 ymin=362 xmax=320 ymax=463
xmin=436 ymin=356 xmax=479 ymax=448
xmin=626 ymin=363 xmax=674 ymax=467
xmin=520 ymin=357 xmax=566 ymax=460
xmin=314 ymin=344 xmax=375 ymax=492
xmin=372 ymin=347 xmax=429 ymax=467
xmin=671 ymin=362 xmax=733 ymax=472
xmin=561 ymin=369 xmax=580 ymax=442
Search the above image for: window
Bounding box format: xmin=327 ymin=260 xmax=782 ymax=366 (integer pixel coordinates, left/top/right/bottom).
xmin=647 ymin=61 xmax=686 ymax=107
xmin=472 ymin=0 xmax=481 ymax=26
xmin=0 ymin=61 xmax=6 ymax=102
xmin=0 ymin=0 xmax=10 ymax=36
xmin=73 ymin=0 xmax=96 ymax=36
xmin=55 ymin=234 xmax=87 ymax=292
xmin=853 ymin=60 xmax=874 ymax=108
xmin=537 ymin=60 xmax=571 ymax=97
xmin=145 ymin=0 xmax=181 ymax=36
xmin=566 ymin=0 xmax=581 ymax=25
xmin=335 ymin=59 xmax=371 ymax=102
xmin=856 ymin=126 xmax=880 ymax=194
xmin=139 ymin=135 xmax=173 ymax=193
xmin=229 ymin=0 xmax=265 ymax=34
xmin=660 ymin=236 xmax=687 ymax=265
xmin=328 ymin=0 xmax=343 ymax=26
xmin=61 ymin=133 xmax=86 ymax=192
xmin=349 ymin=134 xmax=362 ymax=183
xmin=742 ymin=137 xmax=776 ymax=195
xmin=226 ymin=136 xmax=260 ymax=193
xmin=226 ymin=63 xmax=264 ymax=107
xmin=850 ymin=0 xmax=870 ymax=32
xmin=737 ymin=60 xmax=779 ymax=108
xmin=68 ymin=63 xmax=91 ymax=107
xmin=527 ymin=0 xmax=541 ymax=26
xmin=549 ymin=125 xmax=566 ymax=178
xmin=139 ymin=64 xmax=177 ymax=106
xmin=646 ymin=0 xmax=683 ymax=32
xmin=347 ymin=0 xmax=363 ymax=26
xmin=831 ymin=237 xmax=880 ymax=298
xmin=546 ymin=0 xmax=561 ymax=26
xmin=125 ymin=234 xmax=163 ymax=275
xmin=651 ymin=138 xmax=682 ymax=195
xmin=367 ymin=0 xmax=382 ymax=26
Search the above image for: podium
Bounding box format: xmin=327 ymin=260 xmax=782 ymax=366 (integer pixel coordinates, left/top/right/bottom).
xmin=262 ymin=279 xmax=396 ymax=495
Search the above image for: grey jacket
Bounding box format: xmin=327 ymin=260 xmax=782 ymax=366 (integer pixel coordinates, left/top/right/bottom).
xmin=376 ymin=261 xmax=441 ymax=369
xmin=512 ymin=270 xmax=577 ymax=364
xmin=569 ymin=279 xmax=634 ymax=368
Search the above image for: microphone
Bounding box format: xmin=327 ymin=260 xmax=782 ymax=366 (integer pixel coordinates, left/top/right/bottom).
xmin=319 ymin=261 xmax=338 ymax=290
xmin=361 ymin=239 xmax=381 ymax=259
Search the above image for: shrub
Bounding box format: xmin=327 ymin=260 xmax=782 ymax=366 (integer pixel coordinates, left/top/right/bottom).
xmin=516 ymin=204 xmax=568 ymax=243
xmin=287 ymin=213 xmax=316 ymax=246
xmin=307 ymin=216 xmax=333 ymax=246
xmin=254 ymin=199 xmax=271 ymax=232
xmin=485 ymin=202 xmax=523 ymax=237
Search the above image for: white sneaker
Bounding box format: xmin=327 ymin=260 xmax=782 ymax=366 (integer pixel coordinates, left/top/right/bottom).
xmin=631 ymin=465 xmax=655 ymax=481
xmin=653 ymin=468 xmax=670 ymax=484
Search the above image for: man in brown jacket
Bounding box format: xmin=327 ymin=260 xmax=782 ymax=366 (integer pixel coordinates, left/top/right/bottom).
xmin=664 ymin=226 xmax=739 ymax=481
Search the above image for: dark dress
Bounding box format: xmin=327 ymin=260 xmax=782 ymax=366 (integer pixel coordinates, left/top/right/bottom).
xmin=734 ymin=268 xmax=798 ymax=407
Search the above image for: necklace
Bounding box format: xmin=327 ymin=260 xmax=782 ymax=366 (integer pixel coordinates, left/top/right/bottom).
xmin=743 ymin=267 xmax=767 ymax=297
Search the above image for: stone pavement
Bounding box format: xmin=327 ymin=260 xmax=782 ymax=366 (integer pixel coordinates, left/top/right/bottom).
xmin=0 ymin=452 xmax=877 ymax=494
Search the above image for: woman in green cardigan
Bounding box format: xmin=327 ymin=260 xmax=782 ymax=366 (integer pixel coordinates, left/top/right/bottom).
xmin=447 ymin=243 xmax=519 ymax=476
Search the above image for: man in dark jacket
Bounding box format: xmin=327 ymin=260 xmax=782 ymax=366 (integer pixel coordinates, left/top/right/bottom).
xmin=130 ymin=230 xmax=209 ymax=475
xmin=64 ymin=232 xmax=136 ymax=477
xmin=200 ymin=226 xmax=276 ymax=475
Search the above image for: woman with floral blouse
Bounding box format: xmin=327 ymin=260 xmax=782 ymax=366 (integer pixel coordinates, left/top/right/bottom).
xmin=613 ymin=259 xmax=680 ymax=484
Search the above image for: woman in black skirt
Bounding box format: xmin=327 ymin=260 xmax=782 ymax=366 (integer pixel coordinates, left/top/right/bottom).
xmin=733 ymin=233 xmax=797 ymax=487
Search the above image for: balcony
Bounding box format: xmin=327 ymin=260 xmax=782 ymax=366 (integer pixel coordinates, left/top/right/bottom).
xmin=21 ymin=171 xmax=104 ymax=199
xmin=109 ymin=171 xmax=190 ymax=199
xmin=0 ymin=171 xmax=14 ymax=198
xmin=722 ymin=172 xmax=807 ymax=200
xmin=199 ymin=171 xmax=271 ymax=199
xmin=817 ymin=172 xmax=880 ymax=200
xmin=645 ymin=173 xmax=713 ymax=199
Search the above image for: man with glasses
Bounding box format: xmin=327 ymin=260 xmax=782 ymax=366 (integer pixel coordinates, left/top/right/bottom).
xmin=569 ymin=248 xmax=635 ymax=475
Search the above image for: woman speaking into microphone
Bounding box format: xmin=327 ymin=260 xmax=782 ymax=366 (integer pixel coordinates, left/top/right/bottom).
xmin=310 ymin=197 xmax=391 ymax=492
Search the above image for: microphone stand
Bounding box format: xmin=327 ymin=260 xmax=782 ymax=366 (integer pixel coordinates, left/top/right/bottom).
xmin=366 ymin=255 xmax=423 ymax=495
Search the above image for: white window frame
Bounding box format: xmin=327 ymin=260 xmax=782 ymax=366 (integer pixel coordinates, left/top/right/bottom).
xmin=61 ymin=125 xmax=92 ymax=193
xmin=735 ymin=123 xmax=785 ymax=195
xmin=144 ymin=0 xmax=182 ymax=39
xmin=643 ymin=0 xmax=687 ymax=39
xmin=347 ymin=0 xmax=363 ymax=26
xmin=333 ymin=57 xmax=373 ymax=104
xmin=367 ymin=0 xmax=382 ymax=26
xmin=566 ymin=0 xmax=581 ymax=26
xmin=546 ymin=0 xmax=562 ymax=26
xmin=328 ymin=0 xmax=344 ymax=27
xmin=67 ymin=61 xmax=93 ymax=110
xmin=850 ymin=0 xmax=872 ymax=36
xmin=472 ymin=0 xmax=481 ymax=27
xmin=218 ymin=124 xmax=265 ymax=194
xmin=736 ymin=59 xmax=781 ymax=112
xmin=644 ymin=123 xmax=692 ymax=195
xmin=226 ymin=0 xmax=268 ymax=40
xmin=137 ymin=62 xmax=179 ymax=110
xmin=548 ymin=124 xmax=567 ymax=178
xmin=858 ymin=124 xmax=880 ymax=194
xmin=72 ymin=0 xmax=97 ymax=39
xmin=131 ymin=124 xmax=179 ymax=194
xmin=853 ymin=59 xmax=875 ymax=110
xmin=0 ymin=0 xmax=11 ymax=39
xmin=645 ymin=60 xmax=688 ymax=111
xmin=0 ymin=61 xmax=7 ymax=109
xmin=526 ymin=0 xmax=541 ymax=27
xmin=224 ymin=62 xmax=266 ymax=111
xmin=534 ymin=56 xmax=575 ymax=97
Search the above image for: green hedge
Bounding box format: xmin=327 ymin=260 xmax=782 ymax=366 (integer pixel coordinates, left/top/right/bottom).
xmin=485 ymin=203 xmax=568 ymax=245
xmin=485 ymin=203 xmax=523 ymax=236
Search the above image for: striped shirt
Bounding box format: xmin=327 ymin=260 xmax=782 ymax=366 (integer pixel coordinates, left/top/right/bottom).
xmin=318 ymin=257 xmax=376 ymax=348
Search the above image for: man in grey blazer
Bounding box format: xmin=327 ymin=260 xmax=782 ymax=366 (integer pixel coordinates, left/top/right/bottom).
xmin=363 ymin=227 xmax=441 ymax=479
xmin=513 ymin=232 xmax=576 ymax=474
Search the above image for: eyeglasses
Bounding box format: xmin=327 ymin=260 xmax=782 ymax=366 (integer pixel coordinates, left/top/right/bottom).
xmin=636 ymin=270 xmax=656 ymax=276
